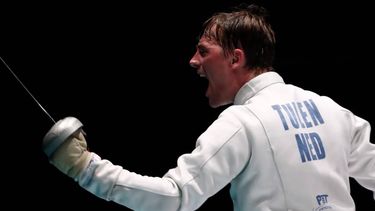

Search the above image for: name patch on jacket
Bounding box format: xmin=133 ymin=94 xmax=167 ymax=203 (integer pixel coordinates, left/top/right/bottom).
xmin=271 ymin=99 xmax=326 ymax=163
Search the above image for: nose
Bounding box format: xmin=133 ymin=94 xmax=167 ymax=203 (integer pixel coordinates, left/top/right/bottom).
xmin=189 ymin=54 xmax=200 ymax=69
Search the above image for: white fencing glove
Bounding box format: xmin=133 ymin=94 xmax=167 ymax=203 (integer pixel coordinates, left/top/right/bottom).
xmin=42 ymin=117 xmax=91 ymax=180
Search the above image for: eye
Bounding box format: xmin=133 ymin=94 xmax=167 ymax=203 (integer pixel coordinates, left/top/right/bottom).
xmin=198 ymin=47 xmax=208 ymax=56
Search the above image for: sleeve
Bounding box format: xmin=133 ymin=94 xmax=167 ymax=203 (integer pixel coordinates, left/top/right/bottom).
xmin=78 ymin=154 xmax=181 ymax=211
xmin=348 ymin=113 xmax=375 ymax=197
xmin=76 ymin=110 xmax=250 ymax=211
xmin=165 ymin=111 xmax=250 ymax=210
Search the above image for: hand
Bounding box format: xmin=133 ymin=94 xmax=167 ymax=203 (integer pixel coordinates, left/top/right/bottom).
xmin=42 ymin=117 xmax=91 ymax=180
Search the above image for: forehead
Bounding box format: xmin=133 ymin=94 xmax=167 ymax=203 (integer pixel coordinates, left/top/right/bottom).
xmin=197 ymin=37 xmax=219 ymax=48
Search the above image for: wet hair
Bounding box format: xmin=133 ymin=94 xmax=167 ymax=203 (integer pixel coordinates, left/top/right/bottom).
xmin=200 ymin=3 xmax=275 ymax=71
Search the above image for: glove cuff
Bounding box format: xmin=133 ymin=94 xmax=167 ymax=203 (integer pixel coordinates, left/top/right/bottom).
xmin=68 ymin=151 xmax=92 ymax=180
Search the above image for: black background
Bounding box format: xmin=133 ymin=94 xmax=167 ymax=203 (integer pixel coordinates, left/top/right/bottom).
xmin=1 ymin=0 xmax=374 ymax=210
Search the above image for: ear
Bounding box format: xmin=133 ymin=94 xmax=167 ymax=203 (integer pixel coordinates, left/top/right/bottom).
xmin=231 ymin=49 xmax=245 ymax=68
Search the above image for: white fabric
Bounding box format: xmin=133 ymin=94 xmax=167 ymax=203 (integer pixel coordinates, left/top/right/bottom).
xmin=78 ymin=72 xmax=375 ymax=211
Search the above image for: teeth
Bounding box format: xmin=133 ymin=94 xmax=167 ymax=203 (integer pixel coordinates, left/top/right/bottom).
xmin=198 ymin=72 xmax=206 ymax=77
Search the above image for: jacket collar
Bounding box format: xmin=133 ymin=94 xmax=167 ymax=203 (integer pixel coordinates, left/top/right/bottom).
xmin=234 ymin=71 xmax=285 ymax=105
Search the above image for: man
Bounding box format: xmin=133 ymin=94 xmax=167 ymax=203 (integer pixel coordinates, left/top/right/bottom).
xmin=43 ymin=4 xmax=375 ymax=211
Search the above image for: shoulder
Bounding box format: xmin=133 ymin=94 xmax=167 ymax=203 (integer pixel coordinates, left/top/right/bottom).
xmin=215 ymin=105 xmax=262 ymax=129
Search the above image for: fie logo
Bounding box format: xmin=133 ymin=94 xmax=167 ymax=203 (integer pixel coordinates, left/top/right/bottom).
xmin=316 ymin=194 xmax=328 ymax=206
xmin=313 ymin=194 xmax=332 ymax=211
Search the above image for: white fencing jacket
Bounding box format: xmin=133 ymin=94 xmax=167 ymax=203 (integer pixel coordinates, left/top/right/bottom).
xmin=78 ymin=72 xmax=375 ymax=211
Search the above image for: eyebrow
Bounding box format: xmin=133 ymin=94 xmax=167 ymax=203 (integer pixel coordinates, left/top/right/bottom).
xmin=197 ymin=42 xmax=210 ymax=49
xmin=196 ymin=43 xmax=204 ymax=49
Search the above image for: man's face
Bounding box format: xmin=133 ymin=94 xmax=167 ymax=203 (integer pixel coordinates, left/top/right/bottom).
xmin=189 ymin=37 xmax=235 ymax=108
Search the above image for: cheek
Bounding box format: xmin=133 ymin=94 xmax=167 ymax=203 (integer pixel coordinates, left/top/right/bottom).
xmin=204 ymin=56 xmax=228 ymax=73
xmin=207 ymin=68 xmax=229 ymax=89
xmin=206 ymin=61 xmax=230 ymax=80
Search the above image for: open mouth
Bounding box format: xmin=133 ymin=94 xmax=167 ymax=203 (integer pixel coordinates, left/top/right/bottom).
xmin=196 ymin=72 xmax=209 ymax=96
xmin=197 ymin=70 xmax=206 ymax=78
